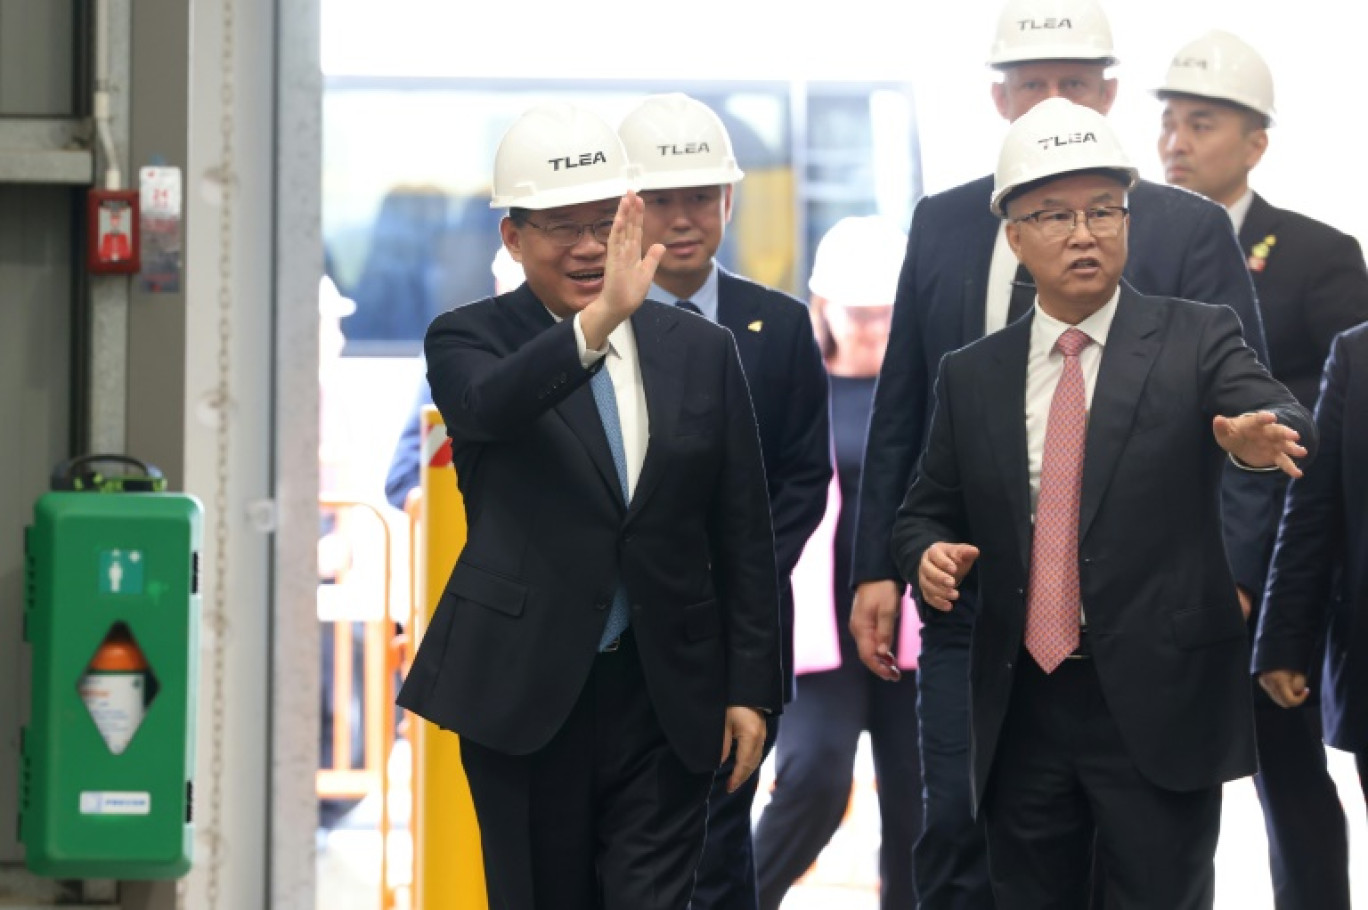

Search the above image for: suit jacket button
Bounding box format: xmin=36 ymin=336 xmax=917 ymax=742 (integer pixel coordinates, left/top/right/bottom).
xmin=1006 ymin=661 xmax=1014 ymax=671
xmin=595 ymin=601 xmax=609 ymax=612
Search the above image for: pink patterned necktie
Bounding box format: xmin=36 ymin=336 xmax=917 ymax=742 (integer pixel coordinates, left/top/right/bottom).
xmin=1026 ymin=326 xmax=1092 ymax=673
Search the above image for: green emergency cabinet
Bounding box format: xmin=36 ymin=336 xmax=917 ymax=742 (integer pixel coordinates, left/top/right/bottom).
xmin=21 ymin=490 xmax=202 ymax=879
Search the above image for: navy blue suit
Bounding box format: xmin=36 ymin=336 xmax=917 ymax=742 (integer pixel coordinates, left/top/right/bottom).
xmin=1255 ymin=323 xmax=1368 ymax=903
xmin=1235 ymin=195 xmax=1368 ymax=910
xmin=853 ymin=175 xmax=1269 ymax=908
xmin=688 ymin=268 xmax=832 ymax=910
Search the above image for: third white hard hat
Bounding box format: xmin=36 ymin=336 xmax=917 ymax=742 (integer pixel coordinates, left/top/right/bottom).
xmin=808 ymin=216 xmax=908 ymax=307
xmin=1156 ymin=30 xmax=1276 ymax=123
xmin=490 ymin=102 xmax=637 ymax=211
xmin=991 ymin=97 xmax=1137 ymax=217
xmin=618 ymin=93 xmax=745 ymax=192
xmin=987 ymin=0 xmax=1116 ymax=68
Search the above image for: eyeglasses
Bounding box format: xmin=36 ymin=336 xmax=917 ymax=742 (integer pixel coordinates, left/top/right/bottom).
xmin=1011 ymin=206 xmax=1128 ymax=239
xmin=522 ymin=216 xmax=615 ymax=247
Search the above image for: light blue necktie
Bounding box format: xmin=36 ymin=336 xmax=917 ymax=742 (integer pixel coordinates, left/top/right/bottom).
xmin=590 ymin=362 xmax=632 ymax=650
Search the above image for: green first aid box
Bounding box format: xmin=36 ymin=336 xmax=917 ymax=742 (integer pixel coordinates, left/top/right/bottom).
xmin=21 ymin=492 xmax=202 ymax=879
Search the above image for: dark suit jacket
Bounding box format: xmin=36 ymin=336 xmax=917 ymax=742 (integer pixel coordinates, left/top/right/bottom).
xmin=714 ymin=268 xmax=832 ymax=700
xmin=890 ymin=287 xmax=1314 ymax=807
xmin=396 ymin=287 xmax=783 ymax=775
xmin=1239 ymin=193 xmax=1368 ymax=410
xmin=1255 ymin=323 xmax=1368 ymax=753
xmin=855 ymin=176 xmax=1270 ymax=602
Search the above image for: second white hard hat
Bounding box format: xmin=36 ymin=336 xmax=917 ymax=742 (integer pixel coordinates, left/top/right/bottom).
xmin=809 ymin=216 xmax=908 ymax=307
xmin=991 ymin=97 xmax=1138 ymax=218
xmin=987 ymin=0 xmax=1117 ymax=68
xmin=1155 ymin=30 xmax=1276 ymax=124
xmin=490 ymin=102 xmax=637 ymax=210
xmin=618 ymin=93 xmax=745 ymax=191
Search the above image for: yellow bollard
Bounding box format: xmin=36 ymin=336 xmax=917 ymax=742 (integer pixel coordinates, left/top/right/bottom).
xmin=412 ymin=405 xmax=487 ymax=909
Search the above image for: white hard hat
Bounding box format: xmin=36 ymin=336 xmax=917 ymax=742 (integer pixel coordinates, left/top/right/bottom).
xmin=319 ymin=275 xmax=355 ymax=318
xmin=1155 ymin=30 xmax=1275 ymax=124
xmin=991 ymin=97 xmax=1138 ymax=218
xmin=809 ymin=216 xmax=908 ymax=307
xmin=618 ymin=93 xmax=745 ymax=191
xmin=490 ymin=102 xmax=637 ymax=210
xmin=987 ymin=0 xmax=1117 ymax=68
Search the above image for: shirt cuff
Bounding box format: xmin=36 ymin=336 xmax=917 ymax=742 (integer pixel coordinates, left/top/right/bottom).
xmin=574 ymin=312 xmax=609 ymax=369
xmin=1228 ymin=452 xmax=1281 ymax=472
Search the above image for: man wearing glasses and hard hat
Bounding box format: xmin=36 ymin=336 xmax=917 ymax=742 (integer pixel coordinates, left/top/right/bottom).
xmin=848 ymin=2 xmax=1273 ymax=905
xmin=894 ymin=97 xmax=1313 ymax=909
xmin=398 ymin=102 xmax=782 ymax=910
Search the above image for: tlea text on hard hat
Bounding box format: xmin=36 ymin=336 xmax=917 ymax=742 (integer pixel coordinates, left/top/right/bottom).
xmin=656 ymin=143 xmax=711 ymax=157
xmin=1037 ymin=132 xmax=1097 ymax=151
xmin=547 ymin=151 xmax=608 ymax=171
xmin=1016 ymin=18 xmax=1074 ymax=32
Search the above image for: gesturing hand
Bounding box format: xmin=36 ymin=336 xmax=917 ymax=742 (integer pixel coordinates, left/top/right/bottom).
xmin=1213 ymin=411 xmax=1308 ymax=478
xmin=918 ymin=542 xmax=980 ymax=612
xmin=600 ymin=191 xmax=665 ymax=321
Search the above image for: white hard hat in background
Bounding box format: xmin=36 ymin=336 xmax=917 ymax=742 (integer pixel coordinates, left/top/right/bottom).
xmin=491 ymin=245 xmax=525 ymax=292
xmin=490 ymin=102 xmax=638 ymax=210
xmin=991 ymin=97 xmax=1138 ymax=217
xmin=618 ymin=93 xmax=745 ymax=191
xmin=987 ymin=0 xmax=1116 ymax=68
xmin=1155 ymin=30 xmax=1275 ymax=124
xmin=808 ymin=216 xmax=908 ymax=307
xmin=318 ymin=275 xmax=355 ymax=318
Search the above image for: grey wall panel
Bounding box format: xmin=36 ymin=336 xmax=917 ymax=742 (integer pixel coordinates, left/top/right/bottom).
xmin=0 ymin=0 xmax=76 ymax=116
xmin=0 ymin=185 xmax=74 ymax=863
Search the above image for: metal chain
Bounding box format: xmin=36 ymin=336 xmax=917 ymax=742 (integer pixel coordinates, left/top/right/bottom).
xmin=203 ymin=0 xmax=237 ymax=902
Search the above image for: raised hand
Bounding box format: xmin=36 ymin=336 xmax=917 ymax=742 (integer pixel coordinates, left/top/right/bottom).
xmin=1213 ymin=411 xmax=1308 ymax=478
xmin=600 ymin=191 xmax=665 ymax=320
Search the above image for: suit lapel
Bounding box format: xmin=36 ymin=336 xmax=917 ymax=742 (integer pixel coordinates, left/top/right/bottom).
xmin=984 ymin=318 xmax=1034 ymax=572
xmin=960 ymin=212 xmax=1002 ymax=343
xmin=1078 ymin=287 xmax=1161 ymax=539
xmin=516 ymin=289 xmax=621 ymax=507
xmin=1238 ymin=193 xmax=1282 ymax=274
xmin=716 ymin=270 xmax=764 ymax=379
xmin=626 ymin=302 xmax=684 ymax=520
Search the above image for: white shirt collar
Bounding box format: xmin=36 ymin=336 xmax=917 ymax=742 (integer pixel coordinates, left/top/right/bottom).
xmin=1225 ymin=189 xmax=1255 ymax=236
xmin=1032 ymin=287 xmax=1120 ymax=352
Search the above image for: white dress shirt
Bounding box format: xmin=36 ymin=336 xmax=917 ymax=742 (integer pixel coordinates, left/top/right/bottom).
xmin=570 ymin=311 xmax=650 ymax=497
xmin=1025 ymin=291 xmax=1119 ymax=516
xmin=649 ymin=262 xmax=720 ymax=323
xmin=985 ymin=223 xmax=1019 ymax=335
xmin=1225 ymin=188 xmax=1255 ymax=236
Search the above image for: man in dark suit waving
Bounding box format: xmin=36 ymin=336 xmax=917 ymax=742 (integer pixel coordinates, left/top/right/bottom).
xmin=397 ymin=102 xmax=783 ymax=910
xmin=892 ymin=98 xmax=1314 ymax=908
xmin=1156 ymin=30 xmax=1368 ymax=910
xmin=617 ymin=92 xmax=831 ymax=910
xmin=850 ymin=2 xmax=1271 ymax=905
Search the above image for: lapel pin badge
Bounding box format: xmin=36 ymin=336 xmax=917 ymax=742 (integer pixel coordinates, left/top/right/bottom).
xmin=747 ymin=320 xmax=763 ymax=333
xmin=1248 ymin=234 xmax=1276 ymax=273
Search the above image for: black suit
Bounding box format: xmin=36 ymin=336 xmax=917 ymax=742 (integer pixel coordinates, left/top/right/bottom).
xmin=679 ymin=269 xmax=832 ymax=910
xmin=892 ymin=289 xmax=1314 ymax=908
xmin=853 ymin=175 xmax=1269 ymax=907
xmin=1233 ymin=194 xmax=1368 ymax=910
xmin=398 ymin=287 xmax=782 ymax=909
xmin=1255 ymin=323 xmax=1368 ymax=889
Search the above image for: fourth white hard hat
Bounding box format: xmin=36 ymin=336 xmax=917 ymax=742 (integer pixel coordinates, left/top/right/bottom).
xmin=1156 ymin=30 xmax=1276 ymax=124
xmin=991 ymin=97 xmax=1138 ymax=217
xmin=808 ymin=216 xmax=907 ymax=307
xmin=987 ymin=0 xmax=1117 ymax=68
xmin=618 ymin=94 xmax=745 ymax=192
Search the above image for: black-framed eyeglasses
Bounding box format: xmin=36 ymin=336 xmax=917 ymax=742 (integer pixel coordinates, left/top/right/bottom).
xmin=1012 ymin=206 xmax=1128 ymax=239
xmin=523 ymin=216 xmax=615 ymax=247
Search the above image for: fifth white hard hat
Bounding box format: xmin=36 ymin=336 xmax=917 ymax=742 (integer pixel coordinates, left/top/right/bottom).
xmin=1155 ymin=30 xmax=1276 ymax=124
xmin=489 ymin=102 xmax=637 ymax=210
xmin=808 ymin=216 xmax=907 ymax=307
xmin=618 ymin=93 xmax=745 ymax=192
xmin=987 ymin=0 xmax=1117 ymax=68
xmin=991 ymin=97 xmax=1138 ymax=217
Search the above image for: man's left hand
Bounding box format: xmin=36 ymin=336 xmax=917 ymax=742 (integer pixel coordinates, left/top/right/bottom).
xmin=1213 ymin=411 xmax=1308 ymax=478
xmin=720 ymin=706 xmax=766 ymax=793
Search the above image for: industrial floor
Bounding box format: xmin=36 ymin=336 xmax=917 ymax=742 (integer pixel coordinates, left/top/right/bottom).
xmin=316 ymin=734 xmax=1368 ymax=909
